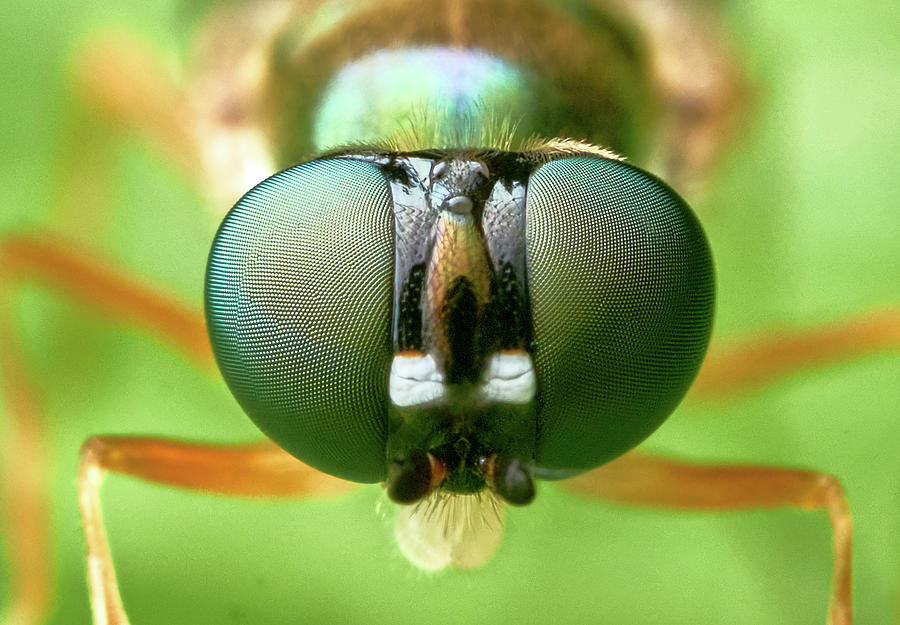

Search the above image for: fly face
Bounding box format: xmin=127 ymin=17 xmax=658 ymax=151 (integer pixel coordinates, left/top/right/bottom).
xmin=382 ymin=153 xmax=536 ymax=502
xmin=206 ymin=142 xmax=714 ymax=569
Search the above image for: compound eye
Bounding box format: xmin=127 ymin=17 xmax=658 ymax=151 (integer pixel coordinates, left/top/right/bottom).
xmin=526 ymin=157 xmax=714 ymax=474
xmin=205 ymin=159 xmax=394 ymax=482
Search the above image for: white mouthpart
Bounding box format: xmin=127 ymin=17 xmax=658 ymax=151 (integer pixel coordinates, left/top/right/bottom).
xmin=389 ymin=353 xmax=446 ymax=407
xmin=479 ymin=352 xmax=536 ymax=404
xmin=394 ymin=490 xmax=506 ymax=571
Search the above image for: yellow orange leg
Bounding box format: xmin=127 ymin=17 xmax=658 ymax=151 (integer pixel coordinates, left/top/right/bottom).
xmin=70 ymin=32 xmax=200 ymax=178
xmin=561 ymin=451 xmax=852 ymax=625
xmin=79 ymin=437 xmax=356 ymax=625
xmin=0 ymin=235 xmax=213 ymax=368
xmin=691 ymin=308 xmax=900 ymax=398
xmin=0 ymin=235 xmax=211 ymax=625
xmin=603 ymin=0 xmax=745 ymax=190
xmin=52 ymin=31 xmax=203 ymax=233
xmin=70 ymin=23 xmax=282 ymax=210
xmin=0 ymin=301 xmax=51 ymax=625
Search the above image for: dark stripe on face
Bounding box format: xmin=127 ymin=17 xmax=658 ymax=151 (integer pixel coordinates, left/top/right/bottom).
xmin=444 ymin=276 xmax=479 ymax=384
xmin=397 ymin=262 xmax=426 ymax=351
xmin=487 ymin=262 xmax=532 ymax=351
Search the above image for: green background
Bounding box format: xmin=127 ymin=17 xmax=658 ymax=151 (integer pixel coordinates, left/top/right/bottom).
xmin=1 ymin=1 xmax=899 ymax=624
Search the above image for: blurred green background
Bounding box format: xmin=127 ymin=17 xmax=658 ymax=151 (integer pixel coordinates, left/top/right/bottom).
xmin=1 ymin=1 xmax=898 ymax=624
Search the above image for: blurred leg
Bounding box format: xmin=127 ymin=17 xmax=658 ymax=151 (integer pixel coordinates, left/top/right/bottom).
xmin=71 ymin=32 xmax=201 ymax=178
xmin=0 ymin=235 xmax=213 ymax=368
xmin=79 ymin=436 xmax=356 ymax=625
xmin=70 ymin=22 xmax=282 ymax=210
xmin=692 ymin=308 xmax=900 ymax=397
xmin=602 ymin=0 xmax=745 ymax=190
xmin=0 ymin=302 xmax=51 ymax=625
xmin=0 ymin=235 xmax=211 ymax=625
xmin=562 ymin=451 xmax=852 ymax=625
xmin=53 ymin=32 xmax=199 ymax=236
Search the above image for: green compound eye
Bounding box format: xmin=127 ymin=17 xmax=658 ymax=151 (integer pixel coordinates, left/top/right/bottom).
xmin=205 ymin=153 xmax=714 ymax=487
xmin=526 ymin=157 xmax=714 ymax=474
xmin=205 ymin=159 xmax=394 ymax=483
